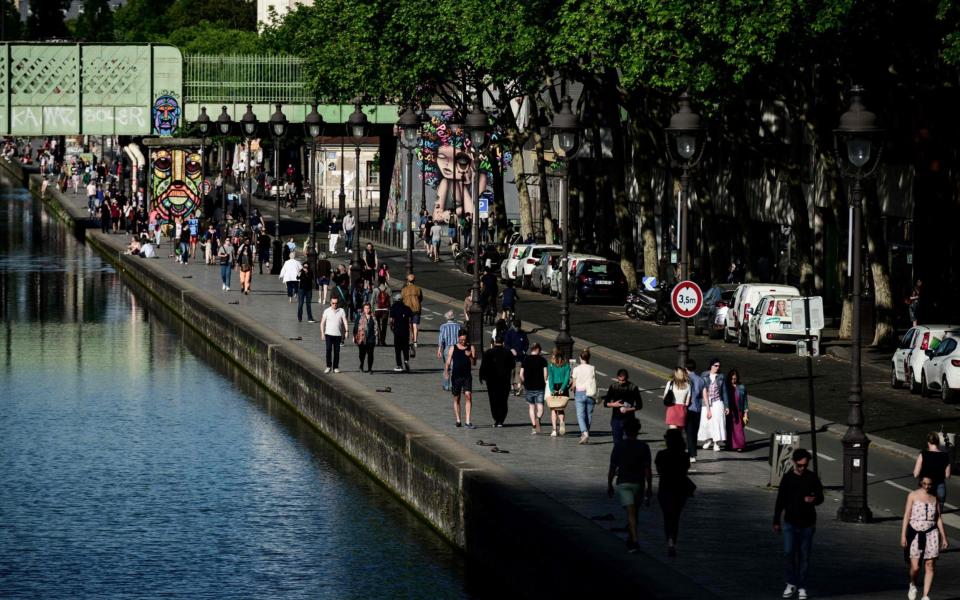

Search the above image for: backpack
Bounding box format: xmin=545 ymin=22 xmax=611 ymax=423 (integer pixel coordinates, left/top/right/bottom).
xmin=376 ymin=290 xmax=390 ymax=310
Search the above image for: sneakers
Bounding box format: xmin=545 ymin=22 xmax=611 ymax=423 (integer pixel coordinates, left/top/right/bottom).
xmin=410 ymin=344 xmax=416 ymax=358
xmin=404 ymin=362 xmax=410 ymax=372
xmin=713 ymin=443 xmax=722 ymax=451
xmin=702 ymin=441 xmax=713 ymax=450
xmin=308 ymin=319 xmax=316 ymax=323
xmin=464 ymin=423 xmax=476 ymax=430
xmin=908 ymin=583 xmax=918 ymax=600
xmin=224 ymin=286 xmax=230 ymax=291
xmin=550 ymin=429 xmax=558 ymax=437
xmin=578 ymin=433 xmax=589 ymax=445
xmin=333 ymin=368 xmax=340 ymax=374
xmin=559 ymin=423 xmax=566 ymax=436
xmin=393 ymin=367 xmax=404 ymax=372
xmin=626 ymin=540 xmax=639 ymax=554
xmin=690 ymin=456 xmax=697 ymax=463
xmin=530 ymin=428 xmax=538 ymax=435
xmin=494 ymin=423 xmax=504 ymax=428
xmin=456 ymin=422 xmax=462 ymax=428
xmin=324 ymin=367 xmax=331 ymax=374
xmin=797 ymin=589 xmax=807 ymax=600
xmin=782 ymin=584 xmax=796 ymax=598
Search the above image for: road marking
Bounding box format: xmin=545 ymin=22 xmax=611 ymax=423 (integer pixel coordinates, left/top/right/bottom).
xmin=943 ymin=513 xmax=960 ymax=531
xmin=884 ymin=480 xmax=914 ymax=494
xmin=596 ymin=371 xmax=608 ymax=377
xmin=816 ymin=452 xmax=836 ymax=462
xmin=947 ymin=502 xmax=959 ymax=510
xmin=745 ymin=426 xmax=766 ymax=435
xmin=867 ymin=472 xmax=876 ymax=477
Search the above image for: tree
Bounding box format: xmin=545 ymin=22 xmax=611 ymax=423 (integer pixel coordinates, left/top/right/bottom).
xmin=165 ymin=21 xmax=262 ymax=55
xmin=71 ymin=0 xmax=114 ymax=42
xmin=1 ymin=0 xmax=24 ymax=41
xmin=26 ymin=0 xmax=69 ymax=40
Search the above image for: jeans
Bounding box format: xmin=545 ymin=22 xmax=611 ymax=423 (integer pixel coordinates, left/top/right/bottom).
xmin=286 ymin=281 xmax=298 ymax=299
xmin=358 ymin=342 xmax=375 ymax=370
xmin=325 ymin=335 xmax=342 ymax=369
xmin=297 ymin=288 xmax=314 ymax=321
xmin=782 ymin=522 xmax=814 ymax=587
xmin=179 ymin=241 xmax=189 ymax=263
xmin=344 ymin=229 xmax=354 ymax=250
xmin=575 ymin=391 xmax=594 ymax=434
xmin=685 ymin=409 xmax=701 ymax=458
xmin=220 ymin=264 xmax=232 ymax=288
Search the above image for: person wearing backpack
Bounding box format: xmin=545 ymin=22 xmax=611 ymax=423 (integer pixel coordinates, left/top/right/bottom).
xmin=374 ymin=284 xmax=391 ymax=345
xmin=236 ymin=236 xmax=254 ymax=295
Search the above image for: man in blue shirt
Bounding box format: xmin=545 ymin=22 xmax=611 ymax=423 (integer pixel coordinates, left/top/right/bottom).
xmin=437 ymin=310 xmax=461 ymax=391
xmin=684 ymin=359 xmax=705 ymax=462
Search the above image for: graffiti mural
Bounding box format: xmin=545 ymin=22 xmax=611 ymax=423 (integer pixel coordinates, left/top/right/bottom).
xmin=152 ymin=92 xmax=181 ymax=136
xmin=418 ymin=111 xmax=511 ymax=223
xmin=152 ymin=148 xmax=202 ymax=222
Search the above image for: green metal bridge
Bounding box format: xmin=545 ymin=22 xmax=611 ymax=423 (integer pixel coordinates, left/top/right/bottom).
xmin=0 ymin=43 xmax=398 ymax=137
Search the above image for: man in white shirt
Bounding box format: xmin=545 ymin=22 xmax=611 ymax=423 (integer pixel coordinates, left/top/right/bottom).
xmin=320 ymin=297 xmax=349 ymax=373
xmin=278 ymin=252 xmax=302 ymax=303
xmin=140 ymin=241 xmax=156 ymax=258
xmin=342 ymin=211 xmax=356 ymax=251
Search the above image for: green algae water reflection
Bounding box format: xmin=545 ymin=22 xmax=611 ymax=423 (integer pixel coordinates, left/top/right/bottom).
xmin=0 ymin=181 xmax=469 ymax=598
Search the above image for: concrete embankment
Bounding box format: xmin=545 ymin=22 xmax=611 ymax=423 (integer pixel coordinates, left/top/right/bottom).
xmin=3 ymin=161 xmax=713 ymax=598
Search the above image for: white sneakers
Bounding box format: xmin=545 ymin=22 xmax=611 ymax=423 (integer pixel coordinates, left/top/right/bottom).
xmin=907 ymin=583 xmax=917 ymax=600
xmin=333 ymin=368 xmax=340 ymax=373
xmin=324 ymin=367 xmax=331 ymax=374
xmin=703 ymin=441 xmax=713 ymax=450
xmin=550 ymin=429 xmax=558 ymax=437
xmin=798 ymin=589 xmax=807 ymax=600
xmin=782 ymin=584 xmax=796 ymax=598
xmin=559 ymin=423 xmax=566 ymax=436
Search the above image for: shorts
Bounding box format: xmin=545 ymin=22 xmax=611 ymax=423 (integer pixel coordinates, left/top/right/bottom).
xmin=190 ymin=235 xmax=198 ymax=244
xmin=616 ymin=482 xmax=643 ymax=507
xmin=525 ymin=389 xmax=544 ymax=404
xmin=318 ymin=276 xmax=330 ymax=286
xmin=451 ymin=374 xmax=472 ymax=395
xmin=411 ymin=313 xmax=421 ymax=325
xmin=432 ymin=239 xmax=441 ymax=247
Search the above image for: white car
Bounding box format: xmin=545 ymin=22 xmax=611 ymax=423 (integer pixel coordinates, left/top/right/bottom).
xmin=725 ymin=283 xmax=800 ymax=346
xmin=530 ymin=253 xmax=560 ymax=293
xmin=919 ymin=331 xmax=960 ymax=400
xmin=746 ymin=294 xmax=819 ymax=353
xmin=890 ymin=324 xmax=960 ymax=394
xmin=501 ymin=244 xmax=530 ymax=282
xmin=517 ymin=244 xmax=562 ymax=288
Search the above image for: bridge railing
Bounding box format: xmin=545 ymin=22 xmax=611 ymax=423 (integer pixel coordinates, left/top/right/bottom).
xmin=184 ymin=54 xmax=312 ymax=104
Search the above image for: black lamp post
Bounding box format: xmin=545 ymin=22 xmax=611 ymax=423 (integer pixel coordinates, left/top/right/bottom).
xmin=269 ymin=103 xmax=288 ymax=275
xmin=834 ymin=86 xmax=882 ymax=523
xmin=398 ymin=105 xmax=421 ymax=276
xmin=240 ymin=104 xmax=258 ymax=208
xmin=195 ymin=107 xmax=212 ymax=217
xmin=347 ymin=100 xmax=369 ymax=288
xmin=305 ymin=103 xmax=325 ymax=274
xmin=216 ymin=106 xmax=233 ymax=225
xmin=665 ymin=93 xmax=706 ymax=369
xmin=465 ymin=103 xmax=490 ymax=349
xmin=550 ymin=97 xmax=581 ymax=361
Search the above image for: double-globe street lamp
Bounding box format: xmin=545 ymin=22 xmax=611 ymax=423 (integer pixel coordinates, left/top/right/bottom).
xmin=240 ymin=104 xmax=259 ymax=213
xmin=465 ymin=103 xmax=490 ymax=349
xmin=304 ymin=103 xmax=325 ymax=274
xmin=665 ymin=94 xmax=706 ymax=369
xmin=347 ymin=100 xmax=369 ymax=287
xmin=216 ymin=107 xmax=233 ymax=222
xmin=194 ymin=107 xmax=212 ymax=214
xmin=269 ymin=103 xmax=288 ymax=275
xmin=397 ymin=105 xmax=421 ymax=276
xmin=549 ymin=97 xmax=581 ymax=361
xmin=834 ymin=87 xmax=883 ymax=523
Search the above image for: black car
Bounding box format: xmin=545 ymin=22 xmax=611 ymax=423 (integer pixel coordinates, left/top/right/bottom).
xmin=694 ymin=284 xmax=738 ymax=337
xmin=572 ymin=261 xmax=628 ymax=304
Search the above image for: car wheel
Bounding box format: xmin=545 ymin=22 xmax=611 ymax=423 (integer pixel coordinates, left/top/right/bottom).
xmin=909 ymin=369 xmax=921 ymax=394
xmin=738 ymin=328 xmax=748 ymax=347
xmin=943 ymin=378 xmax=954 ymax=403
xmin=921 ymin=372 xmax=930 ymax=398
xmin=723 ymin=327 xmax=733 ymax=343
xmin=522 ymin=274 xmax=531 ymax=289
xmin=655 ymin=309 xmax=668 ymax=326
xmin=891 ymin=366 xmax=902 ymax=389
xmin=757 ymin=338 xmax=767 ymax=353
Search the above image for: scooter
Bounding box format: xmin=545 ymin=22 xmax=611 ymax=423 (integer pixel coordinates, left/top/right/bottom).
xmin=625 ymin=288 xmax=658 ymax=320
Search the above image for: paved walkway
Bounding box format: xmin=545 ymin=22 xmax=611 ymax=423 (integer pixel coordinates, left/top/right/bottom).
xmin=43 ymin=180 xmax=960 ymax=599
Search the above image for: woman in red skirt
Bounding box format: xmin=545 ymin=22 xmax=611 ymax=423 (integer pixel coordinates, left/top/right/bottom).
xmin=664 ymin=367 xmax=691 ymax=429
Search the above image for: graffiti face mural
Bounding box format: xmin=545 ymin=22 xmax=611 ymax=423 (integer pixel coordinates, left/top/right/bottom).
xmin=152 ymin=148 xmax=202 ymax=221
xmin=152 ymin=94 xmax=181 ymax=136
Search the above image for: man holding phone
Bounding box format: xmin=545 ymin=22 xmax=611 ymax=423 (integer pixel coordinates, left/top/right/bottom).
xmin=772 ymin=448 xmax=824 ymax=600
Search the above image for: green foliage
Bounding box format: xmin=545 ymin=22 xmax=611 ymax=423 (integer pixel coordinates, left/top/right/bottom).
xmin=1 ymin=0 xmax=23 ymax=40
xmin=938 ymin=0 xmax=960 ymax=64
xmin=70 ymin=0 xmax=114 ymax=42
xmin=27 ymin=0 xmax=70 ymax=40
xmin=112 ymin=0 xmax=257 ymax=52
xmin=166 ymin=22 xmax=262 ymax=55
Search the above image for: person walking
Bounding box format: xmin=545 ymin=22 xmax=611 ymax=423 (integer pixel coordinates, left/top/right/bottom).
xmin=547 ymin=347 xmax=571 ymax=437
xmin=389 ymin=292 xmax=414 ymax=372
xmin=256 ymin=231 xmax=271 ymax=273
xmin=698 ymin=358 xmax=729 ymax=451
xmin=445 ymin=330 xmax=477 ymax=428
xmin=726 ymin=369 xmax=749 ymax=451
xmin=604 ymin=369 xmax=641 ymax=449
xmin=342 ymin=210 xmax=356 ymax=251
xmin=571 ymin=348 xmax=598 ymax=444
xmin=773 ymin=448 xmax=824 ymax=600
xmin=316 ymin=252 xmax=332 ymax=304
xmin=437 ymin=310 xmax=462 ymax=391
xmin=607 ymin=419 xmax=652 ymax=554
xmin=236 ymin=236 xmax=254 ymax=294
xmin=913 ymin=432 xmax=951 ymax=512
xmin=319 ymin=297 xmax=349 ymax=374
xmin=362 ymin=242 xmax=378 ymax=281
xmin=279 ymin=252 xmax=302 ymax=304
xmin=429 ymin=219 xmax=443 ymax=262
xmin=328 ymin=216 xmax=341 ymax=254
xmin=684 ymin=359 xmax=705 ymax=463
xmin=520 ymin=343 xmax=548 ymax=434
xmin=908 ymin=279 xmax=922 ymax=327
xmin=374 ymin=284 xmax=392 ymax=346
xmin=503 ymin=320 xmax=529 ymax=396
xmin=401 ymin=274 xmax=423 ymax=351
xmin=663 ymin=367 xmax=691 ymax=430
xmin=479 ymin=334 xmax=514 ymax=427
xmin=297 ymin=262 xmax=316 ymax=322
xmin=217 ymin=238 xmax=234 ymax=291
xmin=656 ymin=429 xmax=694 ymax=557
xmin=353 ymin=302 xmax=379 ymax=372
xmin=901 ymin=476 xmax=948 ymax=600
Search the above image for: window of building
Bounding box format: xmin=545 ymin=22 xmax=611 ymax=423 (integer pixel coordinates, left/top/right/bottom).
xmin=366 ymin=160 xmax=379 ymax=186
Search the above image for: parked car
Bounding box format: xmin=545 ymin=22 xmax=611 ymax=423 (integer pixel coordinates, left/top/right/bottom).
xmin=501 ymin=244 xmax=531 ymax=282
xmin=891 ymin=324 xmax=960 ymax=393
xmin=530 ymin=253 xmax=560 ymax=293
xmin=746 ymin=294 xmax=819 ymax=353
xmin=549 ymin=254 xmax=605 ymax=296
xmin=516 ymin=244 xmax=562 ymax=288
xmin=725 ymin=283 xmax=800 ymax=346
xmin=920 ymin=331 xmax=960 ymax=401
xmin=694 ymin=284 xmax=737 ymax=337
xmin=572 ymin=260 xmax=628 ymax=304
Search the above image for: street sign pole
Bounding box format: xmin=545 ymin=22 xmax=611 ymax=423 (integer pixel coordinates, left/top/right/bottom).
xmin=805 ymin=296 xmax=818 ymax=474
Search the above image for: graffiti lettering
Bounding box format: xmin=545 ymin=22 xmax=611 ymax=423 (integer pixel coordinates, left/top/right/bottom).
xmin=11 ymin=108 xmax=41 ymax=129
xmin=42 ymin=107 xmax=78 ymax=129
xmin=115 ymin=107 xmax=145 ymax=128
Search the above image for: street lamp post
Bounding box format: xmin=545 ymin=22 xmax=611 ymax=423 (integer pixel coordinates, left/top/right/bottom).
xmin=240 ymin=104 xmax=259 ymax=212
xmin=347 ymin=100 xmax=369 ymax=288
xmin=269 ymin=103 xmax=288 ymax=275
xmin=195 ymin=107 xmax=212 ymax=217
xmin=465 ymin=103 xmax=490 ymax=349
xmin=665 ymin=94 xmax=706 ymax=369
xmin=834 ymin=87 xmax=882 ymax=523
xmin=550 ymin=97 xmax=581 ymax=361
xmin=216 ymin=106 xmax=233 ymax=225
xmin=304 ymin=103 xmax=325 ymax=274
xmin=398 ymin=105 xmax=421 ymax=276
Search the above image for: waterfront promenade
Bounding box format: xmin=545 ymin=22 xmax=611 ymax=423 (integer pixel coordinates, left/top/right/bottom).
xmin=28 ymin=176 xmax=960 ymax=599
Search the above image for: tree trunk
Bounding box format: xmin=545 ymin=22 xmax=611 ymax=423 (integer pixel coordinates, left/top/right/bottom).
xmin=530 ymin=105 xmax=555 ymax=245
xmin=512 ymin=150 xmax=534 ymax=239
xmin=864 ymin=186 xmax=895 ymax=346
xmin=627 ymin=119 xmax=660 ymax=277
xmin=601 ymin=85 xmax=638 ymax=291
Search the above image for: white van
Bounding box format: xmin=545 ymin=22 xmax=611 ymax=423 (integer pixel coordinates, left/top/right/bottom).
xmin=724 ymin=283 xmax=800 ymax=345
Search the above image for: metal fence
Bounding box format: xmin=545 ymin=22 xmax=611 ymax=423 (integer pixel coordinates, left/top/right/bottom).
xmin=184 ymin=54 xmax=311 ymax=104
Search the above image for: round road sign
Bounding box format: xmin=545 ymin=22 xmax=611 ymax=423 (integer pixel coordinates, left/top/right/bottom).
xmin=671 ymin=280 xmax=703 ymax=318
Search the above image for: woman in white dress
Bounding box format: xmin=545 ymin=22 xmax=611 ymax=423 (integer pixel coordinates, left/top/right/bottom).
xmin=697 ymin=358 xmax=729 ymax=451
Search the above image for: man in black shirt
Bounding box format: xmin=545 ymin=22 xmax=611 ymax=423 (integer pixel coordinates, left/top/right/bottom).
xmin=389 ymin=294 xmax=414 ymax=372
xmin=520 ymin=343 xmax=548 ymax=434
xmin=607 ymin=419 xmax=652 ymax=553
xmin=772 ymin=448 xmax=824 ymax=600
xmin=604 ymin=369 xmax=641 ymax=449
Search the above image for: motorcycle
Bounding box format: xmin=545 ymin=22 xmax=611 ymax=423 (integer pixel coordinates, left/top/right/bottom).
xmin=625 ymin=288 xmax=658 ymax=320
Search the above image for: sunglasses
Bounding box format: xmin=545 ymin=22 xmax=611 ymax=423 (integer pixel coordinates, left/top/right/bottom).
xmin=795 ymin=461 xmax=809 ymax=469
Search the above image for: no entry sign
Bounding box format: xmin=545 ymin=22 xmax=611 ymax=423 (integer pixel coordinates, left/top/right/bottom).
xmin=671 ymin=280 xmax=703 ymax=318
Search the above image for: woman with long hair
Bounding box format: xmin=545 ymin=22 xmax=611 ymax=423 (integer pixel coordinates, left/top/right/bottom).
xmin=726 ymin=369 xmax=749 ymax=451
xmin=547 ymin=347 xmax=571 ymax=437
xmin=913 ymin=432 xmax=951 ymax=512
xmin=571 ymin=348 xmax=598 ymax=444
xmin=901 ymin=476 xmax=948 ymax=600
xmin=664 ymin=367 xmax=691 ymax=429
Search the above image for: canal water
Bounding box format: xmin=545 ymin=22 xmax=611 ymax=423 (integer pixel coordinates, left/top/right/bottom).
xmin=0 ymin=178 xmax=470 ymax=598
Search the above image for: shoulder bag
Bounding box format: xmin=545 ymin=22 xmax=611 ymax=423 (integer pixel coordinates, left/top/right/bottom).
xmin=663 ymin=381 xmax=675 ymax=406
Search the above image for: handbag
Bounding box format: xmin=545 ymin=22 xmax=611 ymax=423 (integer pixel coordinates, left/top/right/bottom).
xmin=663 ymin=382 xmax=675 ymax=406
xmin=585 ymin=367 xmax=598 ymax=398
xmin=545 ymin=390 xmax=569 ymax=410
